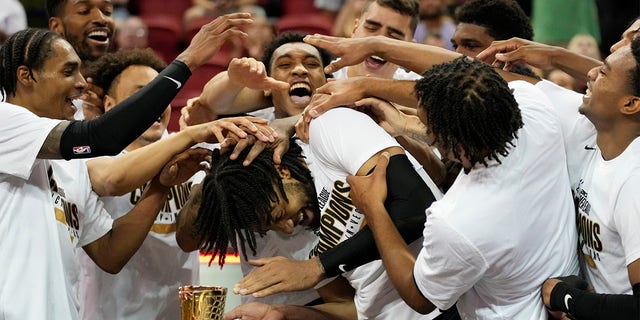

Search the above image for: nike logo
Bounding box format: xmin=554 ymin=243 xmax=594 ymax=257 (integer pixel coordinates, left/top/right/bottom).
xmin=584 ymin=145 xmax=595 ymax=150
xmin=164 ymin=76 xmax=182 ymax=89
xmin=338 ymin=264 xmax=347 ymax=273
xmin=564 ymin=294 xmax=572 ymax=310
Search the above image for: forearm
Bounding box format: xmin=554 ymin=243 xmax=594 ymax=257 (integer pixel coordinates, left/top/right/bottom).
xmin=548 ymin=47 xmax=602 ymax=83
xmin=200 ymin=71 xmax=270 ymax=115
xmin=373 ymin=36 xmax=460 ymax=75
xmin=271 ymin=303 xmax=356 ymax=320
xmin=60 ymin=61 xmax=191 ymax=159
xmin=86 ymin=179 xmax=169 ymax=273
xmin=549 ymin=282 xmax=640 ymax=320
xmin=364 ymin=202 xmax=436 ymax=314
xmin=362 ymin=78 xmax=418 ymax=108
xmin=88 ymin=130 xmax=197 ymax=196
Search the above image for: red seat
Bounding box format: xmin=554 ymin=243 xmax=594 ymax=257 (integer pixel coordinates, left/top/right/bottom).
xmin=142 ymin=15 xmax=183 ymax=64
xmin=281 ymin=0 xmax=320 ymax=15
xmin=275 ymin=14 xmax=334 ymax=36
xmin=139 ymin=0 xmax=191 ymax=18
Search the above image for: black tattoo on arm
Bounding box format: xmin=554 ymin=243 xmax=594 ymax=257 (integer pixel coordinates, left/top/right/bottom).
xmin=38 ymin=121 xmax=70 ymax=159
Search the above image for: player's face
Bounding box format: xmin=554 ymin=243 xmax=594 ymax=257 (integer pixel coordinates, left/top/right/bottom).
xmin=350 ymin=1 xmax=415 ymax=78
xmin=611 ymin=19 xmax=640 ymax=53
xmin=580 ymin=45 xmax=637 ymax=128
xmin=106 ymin=65 xmax=170 ymax=144
xmin=50 ymin=0 xmax=115 ymax=62
xmin=265 ymin=166 xmax=319 ymax=234
xmin=451 ymin=23 xmax=495 ymax=57
xmin=30 ymin=38 xmax=87 ymax=120
xmin=268 ymin=43 xmax=327 ymax=118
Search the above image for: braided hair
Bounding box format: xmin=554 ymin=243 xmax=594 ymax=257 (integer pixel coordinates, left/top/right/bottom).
xmin=196 ymin=139 xmax=315 ymax=267
xmin=0 ymin=28 xmax=62 ymax=101
xmin=414 ymin=56 xmax=523 ymax=171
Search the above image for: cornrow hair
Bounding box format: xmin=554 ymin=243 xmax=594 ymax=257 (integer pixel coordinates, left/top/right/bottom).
xmin=262 ymin=32 xmax=334 ymax=77
xmin=84 ymin=48 xmax=166 ymax=95
xmin=414 ymin=56 xmax=523 ymax=171
xmin=1 ymin=28 xmax=62 ymax=100
xmin=629 ymin=37 xmax=640 ymax=96
xmin=196 ymin=139 xmax=316 ymax=267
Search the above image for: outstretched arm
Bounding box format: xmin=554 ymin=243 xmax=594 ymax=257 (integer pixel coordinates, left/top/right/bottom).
xmin=87 ymin=116 xmax=274 ymax=196
xmin=40 ymin=13 xmax=254 ymax=160
xmin=476 ymin=37 xmax=602 ymax=83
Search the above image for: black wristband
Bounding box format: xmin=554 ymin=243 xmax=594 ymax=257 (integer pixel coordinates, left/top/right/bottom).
xmin=60 ymin=60 xmax=191 ymax=159
xmin=550 ymin=280 xmax=640 ymax=320
xmin=319 ymin=154 xmax=436 ymax=277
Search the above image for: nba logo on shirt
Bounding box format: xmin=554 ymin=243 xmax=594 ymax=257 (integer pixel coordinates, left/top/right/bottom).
xmin=72 ymin=145 xmax=92 ymax=154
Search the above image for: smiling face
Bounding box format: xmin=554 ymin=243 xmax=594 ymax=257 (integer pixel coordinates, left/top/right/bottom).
xmin=268 ymin=42 xmax=327 ymax=118
xmin=49 ymin=0 xmax=115 ymax=62
xmin=28 ymin=38 xmax=87 ymax=120
xmin=580 ymin=45 xmax=637 ymax=130
xmin=349 ymin=1 xmax=415 ymax=78
xmin=104 ymin=65 xmax=170 ymax=147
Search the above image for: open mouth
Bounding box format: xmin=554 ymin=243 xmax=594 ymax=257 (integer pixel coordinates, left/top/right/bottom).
xmin=364 ymin=55 xmax=387 ymax=70
xmin=87 ymin=30 xmax=110 ymax=44
xmin=289 ymin=82 xmax=312 ymax=105
xmin=296 ymin=207 xmax=315 ymax=227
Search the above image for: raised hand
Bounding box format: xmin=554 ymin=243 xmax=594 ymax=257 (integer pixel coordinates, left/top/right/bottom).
xmin=228 ymin=57 xmax=289 ymax=91
xmin=177 ymin=13 xmax=253 ymax=71
xmin=475 ymin=37 xmax=557 ymax=71
xmin=81 ymin=77 xmax=105 ymax=120
xmin=179 ymin=96 xmax=218 ymax=129
xmin=158 ymin=148 xmax=210 ymax=187
xmin=304 ymin=34 xmax=378 ymax=74
xmin=186 ymin=116 xmax=275 ymax=145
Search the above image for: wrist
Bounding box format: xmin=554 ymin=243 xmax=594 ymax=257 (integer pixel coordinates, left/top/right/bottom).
xmin=313 ymin=256 xmax=326 ymax=279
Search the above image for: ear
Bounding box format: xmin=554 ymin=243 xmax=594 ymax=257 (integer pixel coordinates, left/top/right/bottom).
xmin=16 ymin=66 xmax=35 ymax=87
xmin=351 ymin=18 xmax=360 ymax=35
xmin=274 ymin=164 xmax=291 ymax=179
xmin=103 ymin=94 xmax=116 ymax=112
xmin=49 ymin=17 xmax=64 ymax=36
xmin=621 ymin=96 xmax=640 ymax=115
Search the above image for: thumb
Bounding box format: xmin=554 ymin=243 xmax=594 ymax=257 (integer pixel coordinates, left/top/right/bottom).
xmin=325 ymin=60 xmax=346 ymax=74
xmin=266 ymin=77 xmax=290 ymax=90
xmin=373 ymin=152 xmax=390 ymax=177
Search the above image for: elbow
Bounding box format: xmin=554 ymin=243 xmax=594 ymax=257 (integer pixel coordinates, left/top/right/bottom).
xmin=176 ymin=233 xmax=200 ymax=253
xmin=409 ymin=300 xmax=437 ymax=315
xmin=99 ymin=173 xmax=131 ymax=196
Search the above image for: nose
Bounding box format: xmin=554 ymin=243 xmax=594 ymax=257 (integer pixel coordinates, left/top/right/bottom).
xmin=90 ymin=7 xmax=110 ymax=24
xmin=610 ymin=39 xmax=626 ymax=53
xmin=587 ymin=66 xmax=599 ymax=81
xmin=77 ymin=73 xmax=88 ymax=91
xmin=292 ymin=63 xmax=308 ymax=76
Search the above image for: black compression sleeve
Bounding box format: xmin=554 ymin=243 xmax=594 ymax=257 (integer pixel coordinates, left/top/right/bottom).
xmin=550 ymin=279 xmax=640 ymax=320
xmin=59 ymin=60 xmax=191 ymax=159
xmin=319 ymin=154 xmax=436 ymax=277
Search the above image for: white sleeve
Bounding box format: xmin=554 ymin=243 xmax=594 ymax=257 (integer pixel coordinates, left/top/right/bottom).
xmin=0 ymin=103 xmax=62 ymax=179
xmin=613 ymin=174 xmax=640 ymax=266
xmin=308 ymin=108 xmax=400 ymax=175
xmin=413 ymin=212 xmax=488 ymax=310
xmin=76 ymin=167 xmax=113 ymax=247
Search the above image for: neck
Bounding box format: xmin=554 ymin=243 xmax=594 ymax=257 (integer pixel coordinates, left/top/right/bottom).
xmin=595 ymin=122 xmax=640 ymax=160
xmin=8 ymin=93 xmax=39 ymax=116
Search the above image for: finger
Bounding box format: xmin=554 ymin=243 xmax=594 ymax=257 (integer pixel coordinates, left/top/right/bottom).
xmin=272 ymin=143 xmax=287 ymax=165
xmin=230 ymin=138 xmax=252 ymax=160
xmin=294 ymin=117 xmax=310 ymax=144
xmin=264 ymin=77 xmax=290 ymax=91
xmin=373 ymin=151 xmax=390 ymax=177
xmin=243 ymin=142 xmax=266 ymax=166
xmin=252 ymin=283 xmax=286 ymax=298
xmin=324 ymin=60 xmax=346 ymax=74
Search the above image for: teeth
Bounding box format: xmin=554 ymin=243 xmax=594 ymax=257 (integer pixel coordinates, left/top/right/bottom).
xmin=297 ymin=211 xmax=304 ymax=224
xmin=88 ymin=30 xmax=107 ymax=37
xmin=290 ymin=83 xmax=310 ymax=92
xmin=370 ymin=55 xmax=386 ymax=63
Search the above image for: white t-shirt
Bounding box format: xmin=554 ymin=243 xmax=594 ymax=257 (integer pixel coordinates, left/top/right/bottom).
xmin=48 ymin=160 xmax=113 ymax=317
xmin=76 ymin=151 xmax=202 ymax=320
xmin=332 ymin=64 xmax=422 ymax=81
xmin=413 ymin=81 xmax=579 ymax=320
xmin=307 ymin=108 xmax=440 ymax=320
xmin=0 ymin=102 xmax=75 ymax=319
xmin=575 ymin=137 xmax=640 ymax=294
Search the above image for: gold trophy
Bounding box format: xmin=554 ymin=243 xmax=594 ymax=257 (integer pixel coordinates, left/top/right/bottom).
xmin=179 ymin=285 xmax=227 ymax=320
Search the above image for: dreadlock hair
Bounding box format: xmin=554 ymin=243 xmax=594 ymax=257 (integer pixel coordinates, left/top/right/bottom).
xmin=84 ymin=48 xmax=166 ymax=96
xmin=455 ymin=0 xmax=533 ymax=41
xmin=0 ymin=28 xmax=62 ymax=101
xmin=629 ymin=37 xmax=640 ymax=96
xmin=414 ymin=56 xmax=523 ymax=172
xmin=362 ymin=0 xmax=420 ymax=33
xmin=46 ymin=0 xmax=66 ymax=18
xmin=262 ymin=32 xmax=334 ymax=77
xmin=196 ymin=138 xmax=315 ymax=267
